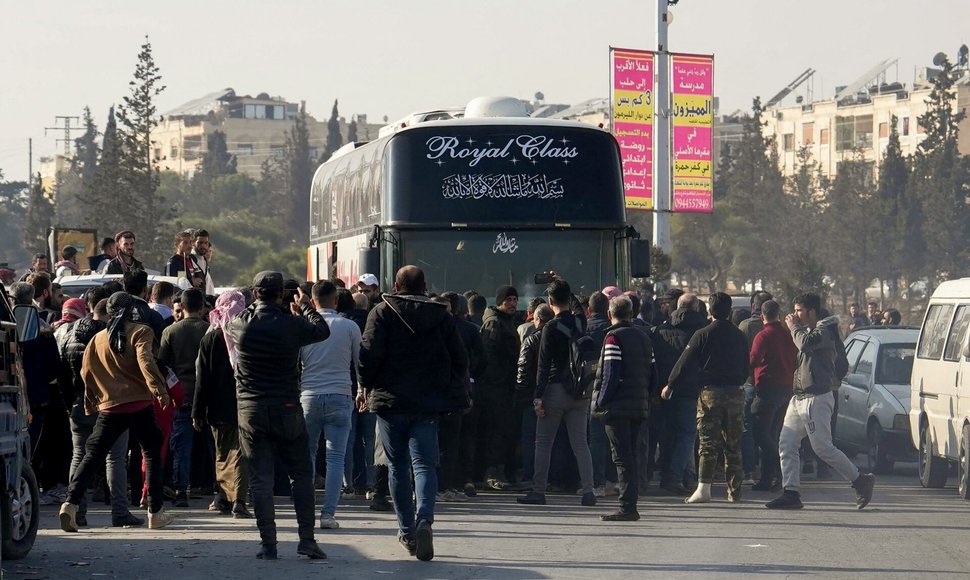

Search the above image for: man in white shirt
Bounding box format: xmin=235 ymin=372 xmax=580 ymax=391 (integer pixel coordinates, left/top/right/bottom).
xmin=299 ymin=280 xmax=361 ymax=530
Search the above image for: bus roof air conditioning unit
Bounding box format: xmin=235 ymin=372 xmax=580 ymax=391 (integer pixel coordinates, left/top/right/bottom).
xmin=464 ymin=96 xmax=530 ymax=118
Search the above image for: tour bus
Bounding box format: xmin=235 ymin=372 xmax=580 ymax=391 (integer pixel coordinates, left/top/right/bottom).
xmin=909 ymin=277 xmax=970 ymax=499
xmin=307 ymin=97 xmax=649 ymax=302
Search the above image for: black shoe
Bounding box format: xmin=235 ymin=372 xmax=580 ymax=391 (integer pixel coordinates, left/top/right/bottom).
xmin=112 ymin=512 xmax=145 ymax=528
xmin=76 ymin=514 xmax=88 ymax=527
xmin=751 ymin=479 xmax=782 ymax=492
xmin=516 ymin=492 xmax=546 ymax=505
xmin=399 ymin=534 xmax=417 ymax=556
xmin=415 ymin=519 xmax=434 ymax=562
xmin=232 ymin=501 xmax=253 ymax=519
xmin=661 ymin=482 xmax=691 ymax=496
xmin=174 ymin=491 xmax=189 ymax=508
xmin=463 ymin=483 xmax=477 ymax=498
xmin=297 ymin=539 xmax=327 ymax=560
xmin=601 ymin=510 xmax=640 ymax=521
xmin=853 ymin=472 xmax=875 ymax=510
xmin=369 ymin=495 xmax=393 ymax=512
xmin=581 ymin=492 xmax=597 ymax=506
xmin=256 ymin=545 xmax=278 ymax=560
xmin=765 ymin=490 xmax=803 ymax=510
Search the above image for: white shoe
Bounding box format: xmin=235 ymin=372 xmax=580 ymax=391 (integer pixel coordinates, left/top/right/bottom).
xmin=59 ymin=502 xmax=79 ymax=532
xmin=593 ymin=486 xmax=606 ymax=498
xmin=148 ymin=507 xmax=175 ymax=529
xmin=365 ymin=490 xmax=376 ymax=500
xmin=319 ymin=514 xmax=340 ymax=529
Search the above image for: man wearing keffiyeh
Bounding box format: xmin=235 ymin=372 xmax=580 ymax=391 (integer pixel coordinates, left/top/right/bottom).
xmin=193 ymin=290 xmax=251 ymax=518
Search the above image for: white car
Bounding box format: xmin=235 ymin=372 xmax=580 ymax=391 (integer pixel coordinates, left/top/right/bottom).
xmin=835 ymin=326 xmax=919 ymax=474
xmin=54 ymin=273 xmax=190 ymax=299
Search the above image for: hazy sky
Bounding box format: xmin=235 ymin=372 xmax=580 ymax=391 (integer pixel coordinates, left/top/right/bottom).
xmin=2 ymin=0 xmax=967 ymax=182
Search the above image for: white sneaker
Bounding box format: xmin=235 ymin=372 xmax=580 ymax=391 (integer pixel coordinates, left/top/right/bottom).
xmin=59 ymin=502 xmax=78 ymax=532
xmin=365 ymin=490 xmax=376 ymax=500
xmin=319 ymin=514 xmax=340 ymax=529
xmin=148 ymin=507 xmax=175 ymax=529
xmin=593 ymin=486 xmax=606 ymax=498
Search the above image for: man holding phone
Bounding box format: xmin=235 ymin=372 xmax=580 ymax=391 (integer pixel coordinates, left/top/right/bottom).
xmin=227 ymin=271 xmax=331 ymax=560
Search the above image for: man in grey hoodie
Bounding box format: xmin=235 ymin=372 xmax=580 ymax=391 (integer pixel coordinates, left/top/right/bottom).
xmin=766 ymin=293 xmax=874 ymax=510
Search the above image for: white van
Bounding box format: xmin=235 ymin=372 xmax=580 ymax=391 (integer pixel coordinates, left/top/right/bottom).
xmin=909 ymin=278 xmax=970 ymax=499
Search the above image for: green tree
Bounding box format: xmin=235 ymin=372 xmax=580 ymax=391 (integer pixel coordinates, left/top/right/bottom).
xmin=285 ymin=102 xmax=313 ymax=242
xmin=912 ymin=55 xmax=969 ymax=285
xmin=0 ymin=170 xmax=29 ymax=266
xmin=85 ymin=106 xmax=129 ymax=235
xmin=22 ymin=173 xmax=53 ymax=258
xmin=200 ymin=131 xmax=236 ymax=177
xmin=116 ymin=35 xmax=166 ymax=261
xmin=823 ymin=153 xmax=878 ymax=308
xmin=319 ymin=99 xmax=343 ymax=163
xmin=776 ymin=146 xmax=828 ymax=306
xmin=54 ymin=106 xmax=101 ymax=227
xmin=347 ymin=117 xmax=358 ymax=143
xmin=874 ymin=116 xmax=910 ymax=304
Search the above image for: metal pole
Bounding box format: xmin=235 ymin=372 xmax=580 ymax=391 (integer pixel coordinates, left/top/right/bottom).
xmin=653 ymin=0 xmax=672 ymax=253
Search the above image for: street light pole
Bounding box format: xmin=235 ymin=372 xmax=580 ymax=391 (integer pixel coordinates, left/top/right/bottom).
xmin=653 ymin=0 xmax=672 ymax=253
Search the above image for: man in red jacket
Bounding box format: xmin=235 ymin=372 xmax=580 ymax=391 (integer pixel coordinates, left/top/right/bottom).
xmin=748 ymin=300 xmax=797 ymax=492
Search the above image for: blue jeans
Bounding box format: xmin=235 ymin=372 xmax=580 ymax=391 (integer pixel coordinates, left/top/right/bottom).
xmin=666 ymin=396 xmax=698 ymax=484
xmin=301 ymin=393 xmax=353 ymax=518
xmin=741 ymin=384 xmax=757 ymax=475
xmin=170 ymin=406 xmax=194 ymax=491
xmin=377 ymin=413 xmax=438 ymax=537
xmin=353 ymin=411 xmax=377 ymax=488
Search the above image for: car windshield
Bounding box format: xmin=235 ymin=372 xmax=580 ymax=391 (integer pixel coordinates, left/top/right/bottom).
xmin=875 ymin=343 xmax=916 ymax=385
xmin=399 ymin=230 xmax=617 ymax=303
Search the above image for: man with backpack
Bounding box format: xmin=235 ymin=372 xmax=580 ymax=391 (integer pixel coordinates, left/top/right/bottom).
xmin=517 ymin=279 xmax=596 ymax=507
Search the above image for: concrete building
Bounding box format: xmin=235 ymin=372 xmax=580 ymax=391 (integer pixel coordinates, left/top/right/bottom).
xmin=152 ymin=88 xmax=383 ymax=178
xmin=763 ymin=62 xmax=970 ymax=181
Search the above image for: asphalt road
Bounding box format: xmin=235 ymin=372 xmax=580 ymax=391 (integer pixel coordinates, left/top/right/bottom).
xmin=5 ymin=462 xmax=970 ymax=579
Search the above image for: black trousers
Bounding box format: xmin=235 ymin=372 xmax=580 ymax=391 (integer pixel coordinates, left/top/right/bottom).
xmin=751 ymin=390 xmax=789 ymax=483
xmin=481 ymin=389 xmax=516 ymax=471
xmin=460 ymin=401 xmax=482 ymax=484
xmin=604 ymin=417 xmax=644 ymax=514
xmin=67 ymin=405 xmax=163 ymax=513
xmin=437 ymin=413 xmax=463 ymax=491
xmin=238 ymin=403 xmax=315 ymax=546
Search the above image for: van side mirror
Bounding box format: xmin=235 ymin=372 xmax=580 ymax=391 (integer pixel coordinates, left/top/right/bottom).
xmin=13 ymin=305 xmax=40 ymax=343
xmin=630 ymin=239 xmax=651 ymax=279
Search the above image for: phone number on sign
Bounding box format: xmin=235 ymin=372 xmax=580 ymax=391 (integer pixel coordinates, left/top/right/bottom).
xmin=674 ymin=197 xmax=712 ymax=211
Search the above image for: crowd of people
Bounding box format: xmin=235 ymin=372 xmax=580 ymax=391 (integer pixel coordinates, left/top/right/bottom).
xmin=2 ymin=226 xmax=882 ymax=563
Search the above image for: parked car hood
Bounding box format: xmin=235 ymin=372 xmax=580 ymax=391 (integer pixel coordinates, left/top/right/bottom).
xmin=879 ymin=383 xmax=911 ymax=412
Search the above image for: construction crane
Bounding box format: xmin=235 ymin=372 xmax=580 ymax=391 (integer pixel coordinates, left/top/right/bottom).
xmin=765 ymin=68 xmax=816 ymax=109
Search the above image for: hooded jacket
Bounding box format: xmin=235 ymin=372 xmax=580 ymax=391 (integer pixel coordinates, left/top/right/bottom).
xmin=792 ymin=315 xmax=849 ymax=397
xmin=651 ymin=308 xmax=708 ymax=394
xmin=478 ymin=306 xmax=520 ymax=396
xmin=359 ymin=293 xmax=469 ymax=415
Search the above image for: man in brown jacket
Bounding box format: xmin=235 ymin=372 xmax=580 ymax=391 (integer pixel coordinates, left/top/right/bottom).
xmin=59 ymin=292 xmax=175 ymax=532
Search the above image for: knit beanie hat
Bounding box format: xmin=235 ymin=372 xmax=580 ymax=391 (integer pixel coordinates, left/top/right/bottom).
xmin=495 ymin=285 xmax=518 ymax=304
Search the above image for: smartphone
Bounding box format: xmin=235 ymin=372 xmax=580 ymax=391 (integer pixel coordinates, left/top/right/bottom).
xmin=534 ymin=273 xmax=555 ymax=285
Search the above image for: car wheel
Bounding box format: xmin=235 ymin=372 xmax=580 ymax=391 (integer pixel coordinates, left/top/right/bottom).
xmin=867 ymin=423 xmax=895 ymax=475
xmin=1 ymin=462 xmax=40 ymax=560
xmin=919 ymin=422 xmax=948 ymax=489
xmin=959 ymin=424 xmax=970 ymax=500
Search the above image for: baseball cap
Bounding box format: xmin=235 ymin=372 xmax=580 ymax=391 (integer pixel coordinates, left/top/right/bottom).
xmin=601 ymin=286 xmax=622 ymax=299
xmin=252 ymin=271 xmax=284 ymax=291
xmin=358 ymin=273 xmax=379 ymax=287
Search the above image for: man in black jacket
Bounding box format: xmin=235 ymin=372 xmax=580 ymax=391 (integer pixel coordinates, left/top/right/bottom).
xmin=514 ymin=303 xmax=554 ymax=488
xmin=227 ymin=271 xmax=330 ymax=561
xmin=105 ymin=230 xmax=145 ymax=275
xmin=590 ymin=296 xmax=654 ymax=521
xmin=662 ymin=292 xmax=749 ymax=504
xmin=477 ymin=285 xmax=521 ymax=490
xmin=518 ymin=279 xmax=596 ymax=507
xmin=652 ymin=293 xmax=708 ymax=496
xmin=585 ymin=292 xmax=615 ymax=497
xmin=357 ymin=266 xmax=469 ymax=562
